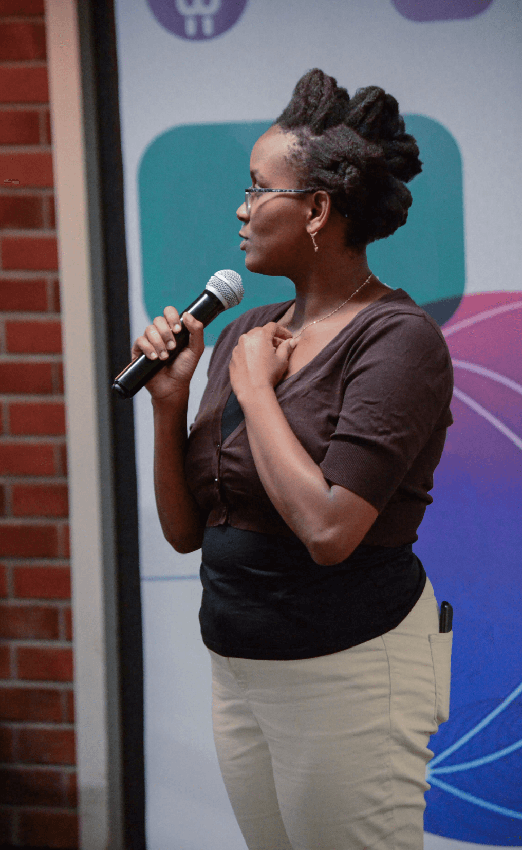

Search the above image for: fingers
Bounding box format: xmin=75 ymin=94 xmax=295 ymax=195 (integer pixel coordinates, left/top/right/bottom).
xmin=274 ymin=323 xmax=294 ymax=339
xmin=132 ymin=307 xmax=204 ymax=360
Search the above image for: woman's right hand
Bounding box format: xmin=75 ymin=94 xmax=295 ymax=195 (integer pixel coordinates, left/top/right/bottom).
xmin=132 ymin=307 xmax=205 ymax=402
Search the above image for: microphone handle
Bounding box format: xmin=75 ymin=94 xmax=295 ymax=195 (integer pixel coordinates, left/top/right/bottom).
xmin=112 ymin=289 xmax=224 ymax=399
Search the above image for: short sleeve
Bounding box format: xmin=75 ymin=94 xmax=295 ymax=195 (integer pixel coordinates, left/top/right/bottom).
xmin=319 ymin=313 xmax=453 ymax=512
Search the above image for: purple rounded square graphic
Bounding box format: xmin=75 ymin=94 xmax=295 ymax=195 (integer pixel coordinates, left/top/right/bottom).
xmin=392 ymin=0 xmax=494 ymax=22
xmin=147 ymin=0 xmax=248 ymax=40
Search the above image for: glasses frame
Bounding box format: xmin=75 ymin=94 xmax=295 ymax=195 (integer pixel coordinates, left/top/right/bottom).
xmin=244 ymin=186 xmax=317 ymax=215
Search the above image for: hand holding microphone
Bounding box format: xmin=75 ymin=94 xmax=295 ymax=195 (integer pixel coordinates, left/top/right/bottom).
xmin=113 ymin=270 xmax=244 ymax=399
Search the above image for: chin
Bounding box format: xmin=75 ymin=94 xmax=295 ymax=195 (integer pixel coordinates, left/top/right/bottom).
xmin=244 ymin=251 xmax=285 ymax=278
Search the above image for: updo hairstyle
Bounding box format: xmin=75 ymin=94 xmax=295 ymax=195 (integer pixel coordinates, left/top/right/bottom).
xmin=275 ymin=69 xmax=422 ymax=247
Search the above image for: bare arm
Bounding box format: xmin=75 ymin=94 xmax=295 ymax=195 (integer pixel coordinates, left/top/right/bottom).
xmin=238 ymin=386 xmax=378 ymax=565
xmin=132 ymin=307 xmax=208 ymax=554
xmin=152 ymin=393 xmax=207 ymax=553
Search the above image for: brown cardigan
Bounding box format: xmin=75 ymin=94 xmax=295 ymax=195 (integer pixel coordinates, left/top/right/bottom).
xmin=184 ymin=288 xmax=453 ymax=548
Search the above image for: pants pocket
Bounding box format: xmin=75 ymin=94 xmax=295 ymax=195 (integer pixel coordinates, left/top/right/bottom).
xmin=428 ymin=631 xmax=453 ymax=725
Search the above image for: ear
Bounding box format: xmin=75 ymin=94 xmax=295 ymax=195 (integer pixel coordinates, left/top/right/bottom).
xmin=306 ymin=189 xmax=331 ymax=236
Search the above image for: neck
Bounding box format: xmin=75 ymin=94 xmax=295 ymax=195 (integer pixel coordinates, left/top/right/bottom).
xmin=285 ymin=249 xmax=376 ymax=334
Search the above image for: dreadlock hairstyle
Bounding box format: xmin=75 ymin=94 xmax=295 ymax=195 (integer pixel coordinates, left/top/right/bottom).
xmin=275 ymin=69 xmax=422 ymax=248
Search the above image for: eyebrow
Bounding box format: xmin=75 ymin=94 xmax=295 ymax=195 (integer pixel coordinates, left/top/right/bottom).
xmin=250 ymin=169 xmax=265 ymax=182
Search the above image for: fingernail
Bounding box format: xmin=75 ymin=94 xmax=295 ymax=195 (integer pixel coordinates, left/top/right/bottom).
xmin=150 ymin=351 xmax=158 ymax=359
xmin=159 ymin=350 xmax=168 ymax=359
xmin=166 ymin=340 xmax=175 ymax=350
xmin=174 ymin=323 xmax=181 ymax=332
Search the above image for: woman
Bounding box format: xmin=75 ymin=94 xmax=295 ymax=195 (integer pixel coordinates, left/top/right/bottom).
xmin=133 ymin=69 xmax=454 ymax=850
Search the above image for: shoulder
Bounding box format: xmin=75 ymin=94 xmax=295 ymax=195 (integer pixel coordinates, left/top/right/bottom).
xmin=357 ymin=289 xmax=451 ymax=357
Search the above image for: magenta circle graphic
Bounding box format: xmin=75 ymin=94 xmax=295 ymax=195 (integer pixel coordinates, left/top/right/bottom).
xmin=147 ymin=0 xmax=248 ymax=40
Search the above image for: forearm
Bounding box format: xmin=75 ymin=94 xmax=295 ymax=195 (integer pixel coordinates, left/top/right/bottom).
xmin=237 ymin=386 xmax=331 ymax=559
xmin=152 ymin=393 xmax=207 ymax=553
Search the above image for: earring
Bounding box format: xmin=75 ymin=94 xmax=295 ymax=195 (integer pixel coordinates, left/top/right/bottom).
xmin=310 ymin=232 xmax=319 ymax=253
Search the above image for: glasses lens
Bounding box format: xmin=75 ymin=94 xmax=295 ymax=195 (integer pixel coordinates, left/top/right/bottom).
xmin=245 ymin=190 xmax=250 ymax=214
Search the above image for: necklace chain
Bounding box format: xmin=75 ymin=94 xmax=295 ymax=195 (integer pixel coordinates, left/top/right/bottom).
xmin=290 ymin=272 xmax=375 ymax=340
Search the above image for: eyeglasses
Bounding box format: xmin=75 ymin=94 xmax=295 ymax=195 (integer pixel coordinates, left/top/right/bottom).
xmin=244 ymin=186 xmax=317 ymax=216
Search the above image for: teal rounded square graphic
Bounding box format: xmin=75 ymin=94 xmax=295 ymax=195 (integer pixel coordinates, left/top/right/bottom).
xmin=138 ymin=118 xmax=464 ymax=338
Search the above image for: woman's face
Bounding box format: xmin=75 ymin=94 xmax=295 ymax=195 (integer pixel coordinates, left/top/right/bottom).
xmin=237 ymin=125 xmax=312 ymax=277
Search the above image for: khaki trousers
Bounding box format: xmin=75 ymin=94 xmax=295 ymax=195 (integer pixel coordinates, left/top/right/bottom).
xmin=209 ymin=576 xmax=453 ymax=850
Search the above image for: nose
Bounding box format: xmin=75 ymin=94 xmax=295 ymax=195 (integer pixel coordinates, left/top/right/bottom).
xmin=237 ymin=201 xmax=249 ymax=221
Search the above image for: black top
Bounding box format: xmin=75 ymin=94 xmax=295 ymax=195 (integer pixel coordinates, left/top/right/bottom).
xmin=185 ymin=289 xmax=452 ymax=659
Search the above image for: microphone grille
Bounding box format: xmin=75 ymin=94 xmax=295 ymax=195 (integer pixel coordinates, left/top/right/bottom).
xmin=206 ymin=269 xmax=244 ymax=308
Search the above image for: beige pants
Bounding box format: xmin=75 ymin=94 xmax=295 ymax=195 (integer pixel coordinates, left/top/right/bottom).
xmin=209 ymin=576 xmax=453 ymax=850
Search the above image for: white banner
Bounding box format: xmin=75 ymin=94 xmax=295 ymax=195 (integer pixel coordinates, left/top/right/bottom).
xmin=114 ymin=1 xmax=522 ymax=846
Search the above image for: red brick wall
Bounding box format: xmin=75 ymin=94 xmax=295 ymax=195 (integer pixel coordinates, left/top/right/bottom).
xmin=0 ymin=1 xmax=78 ymax=846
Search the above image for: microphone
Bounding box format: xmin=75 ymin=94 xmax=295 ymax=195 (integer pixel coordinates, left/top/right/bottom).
xmin=112 ymin=269 xmax=244 ymax=399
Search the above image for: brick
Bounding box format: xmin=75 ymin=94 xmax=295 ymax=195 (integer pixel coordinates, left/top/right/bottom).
xmin=61 ymin=522 xmax=69 ymax=558
xmin=0 ymin=67 xmax=48 ymax=104
xmin=48 ymin=192 xmax=56 ymax=228
xmin=55 ymin=361 xmax=64 ymax=394
xmin=0 ymin=643 xmax=10 ymax=677
xmin=12 ymin=484 xmax=68 ymax=517
xmin=0 ymin=522 xmax=58 ymax=557
xmin=2 ymin=235 xmax=58 ymax=271
xmin=0 ymin=23 xmax=46 ymax=62
xmin=65 ymin=688 xmax=74 ymax=723
xmin=9 ymin=402 xmax=66 ymax=436
xmin=6 ymin=319 xmax=62 ymax=353
xmin=0 ymin=806 xmax=13 ymax=843
xmin=0 ymin=0 xmax=45 ymax=13
xmin=19 ymin=809 xmax=78 ymax=849
xmin=0 ymin=603 xmax=59 ymax=639
xmin=14 ymin=565 xmax=71 ymax=598
xmin=59 ymin=442 xmax=67 ymax=476
xmin=66 ymin=769 xmax=77 ymax=806
xmin=18 ymin=725 xmax=75 ymax=765
xmin=0 ymin=194 xmax=44 ymax=228
xmin=64 ymin=605 xmax=72 ymax=640
xmin=0 ymin=724 xmax=14 ymax=760
xmin=44 ymin=107 xmax=52 ymax=144
xmin=0 ymin=765 xmax=67 ymax=806
xmin=17 ymin=646 xmax=73 ymax=682
xmin=0 ymin=109 xmax=40 ymax=144
xmin=0 ymin=361 xmax=54 ymax=394
xmin=0 ymin=563 xmax=7 ymax=596
xmin=0 ymin=152 xmax=53 ymax=189
xmin=0 ymin=443 xmax=55 ymax=475
xmin=0 ymin=686 xmax=62 ymax=722
xmin=0 ymin=278 xmax=48 ymax=311
xmin=52 ymin=278 xmax=61 ymax=312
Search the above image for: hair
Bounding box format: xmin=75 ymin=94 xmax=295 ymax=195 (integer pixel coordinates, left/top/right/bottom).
xmin=274 ymin=68 xmax=422 ymax=248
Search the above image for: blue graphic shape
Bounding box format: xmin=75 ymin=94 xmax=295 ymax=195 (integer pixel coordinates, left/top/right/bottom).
xmin=139 ymin=122 xmax=294 ymax=342
xmin=368 ymin=115 xmax=465 ymax=325
xmin=418 ymin=293 xmax=522 ymax=844
xmin=139 ymin=118 xmax=464 ymax=332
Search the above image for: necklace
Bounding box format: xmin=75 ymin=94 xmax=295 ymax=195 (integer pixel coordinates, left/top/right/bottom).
xmin=290 ymin=272 xmax=375 ymax=340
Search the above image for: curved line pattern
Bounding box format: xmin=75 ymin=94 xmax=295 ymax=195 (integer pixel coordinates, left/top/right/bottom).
xmin=427 ymin=776 xmax=522 ymax=819
xmin=452 ymin=387 xmax=522 ymax=451
xmin=443 ymin=300 xmax=522 ymax=337
xmin=452 ymin=359 xmax=522 ymax=396
xmin=431 ymin=738 xmax=522 ymax=774
xmin=430 ymin=679 xmax=522 ymax=767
